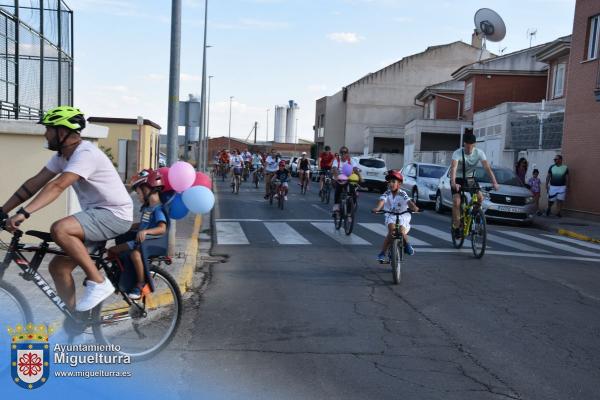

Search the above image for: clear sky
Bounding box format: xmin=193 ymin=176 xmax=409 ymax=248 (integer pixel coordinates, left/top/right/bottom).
xmin=72 ymin=0 xmax=576 ymax=143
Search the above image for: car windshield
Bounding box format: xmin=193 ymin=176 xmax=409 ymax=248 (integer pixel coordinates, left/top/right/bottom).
xmin=418 ymin=165 xmax=446 ymax=179
xmin=473 ymin=167 xmax=523 ymax=186
xmin=359 ymin=159 xmax=385 ymax=168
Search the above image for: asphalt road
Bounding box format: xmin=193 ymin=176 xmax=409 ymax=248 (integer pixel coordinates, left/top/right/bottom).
xmin=154 ymin=176 xmax=600 ymax=400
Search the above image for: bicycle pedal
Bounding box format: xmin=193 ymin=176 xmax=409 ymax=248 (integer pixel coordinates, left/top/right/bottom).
xmin=19 ymin=271 xmax=35 ymax=281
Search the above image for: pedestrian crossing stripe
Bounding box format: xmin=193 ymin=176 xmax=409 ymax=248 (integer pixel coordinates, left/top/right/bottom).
xmin=213 ymin=221 xmax=600 ymax=258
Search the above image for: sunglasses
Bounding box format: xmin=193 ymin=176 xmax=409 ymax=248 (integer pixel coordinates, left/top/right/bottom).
xmin=340 ymin=150 xmax=348 ymax=154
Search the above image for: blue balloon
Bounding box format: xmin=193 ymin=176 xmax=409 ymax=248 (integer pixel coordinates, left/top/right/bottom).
xmin=182 ymin=186 xmax=215 ymax=214
xmin=168 ymin=193 xmax=189 ymax=220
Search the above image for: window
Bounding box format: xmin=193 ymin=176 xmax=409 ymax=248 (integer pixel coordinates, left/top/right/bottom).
xmin=429 ymin=98 xmax=436 ymax=119
xmin=552 ymin=63 xmax=566 ymax=98
xmin=424 ymin=102 xmax=430 ymax=119
xmin=588 ymin=15 xmax=600 ymax=60
xmin=358 ymin=158 xmax=386 ymax=168
xmin=464 ymin=82 xmax=473 ymax=111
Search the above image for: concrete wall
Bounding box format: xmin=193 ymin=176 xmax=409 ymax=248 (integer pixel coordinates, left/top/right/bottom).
xmin=563 ymin=0 xmax=600 ymax=215
xmin=323 ymin=90 xmax=346 ymax=153
xmin=343 ymin=42 xmax=489 ymax=154
xmin=403 ymin=119 xmax=464 ymax=164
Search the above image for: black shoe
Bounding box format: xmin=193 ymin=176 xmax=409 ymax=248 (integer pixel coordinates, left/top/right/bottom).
xmin=545 ymin=208 xmax=551 ymax=217
xmin=264 ymin=194 xmax=269 ymax=200
xmin=453 ymin=227 xmax=462 ymax=239
xmin=556 ymin=212 xmax=562 ymax=218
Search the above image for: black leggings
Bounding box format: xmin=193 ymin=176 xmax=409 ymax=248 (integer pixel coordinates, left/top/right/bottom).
xmin=334 ymin=182 xmax=357 ymax=204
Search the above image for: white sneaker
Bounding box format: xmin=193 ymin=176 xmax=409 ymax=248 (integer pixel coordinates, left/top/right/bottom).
xmin=76 ymin=278 xmax=114 ymax=312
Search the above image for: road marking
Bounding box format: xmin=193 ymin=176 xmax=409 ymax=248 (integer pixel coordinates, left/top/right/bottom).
xmin=412 ymin=248 xmax=600 ymax=263
xmin=358 ymin=223 xmax=431 ymax=246
xmin=542 ymin=234 xmax=600 ymax=252
xmin=264 ymin=223 xmax=310 ymax=245
xmin=311 ymin=223 xmax=371 ymax=245
xmin=311 ymin=204 xmax=330 ymax=214
xmin=216 ymin=222 xmax=249 ymax=245
xmin=216 ymin=219 xmax=332 ymax=222
xmin=486 ymin=233 xmax=546 ymax=253
xmin=411 ymin=225 xmax=472 ymax=246
xmin=500 ymin=231 xmax=600 ymax=258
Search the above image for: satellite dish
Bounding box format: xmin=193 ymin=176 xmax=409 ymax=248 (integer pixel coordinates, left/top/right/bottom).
xmin=474 ymin=8 xmax=506 ymax=43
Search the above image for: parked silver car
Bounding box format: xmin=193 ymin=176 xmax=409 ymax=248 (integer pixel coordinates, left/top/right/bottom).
xmin=435 ymin=166 xmax=536 ymax=223
xmin=400 ymin=162 xmax=447 ymax=204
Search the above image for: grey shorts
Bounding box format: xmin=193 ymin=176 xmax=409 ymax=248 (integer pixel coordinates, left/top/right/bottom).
xmin=73 ymin=208 xmax=132 ymax=251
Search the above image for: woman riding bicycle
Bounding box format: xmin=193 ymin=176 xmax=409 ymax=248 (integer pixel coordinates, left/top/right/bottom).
xmin=1 ymin=106 xmax=133 ymax=312
xmin=298 ymin=152 xmax=311 ymax=190
xmin=263 ymin=149 xmax=280 ymax=199
xmin=372 ymin=170 xmax=419 ymax=262
xmin=331 ymin=146 xmax=361 ymax=216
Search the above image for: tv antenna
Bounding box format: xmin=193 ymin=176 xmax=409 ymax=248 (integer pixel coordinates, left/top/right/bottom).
xmin=527 ymin=28 xmax=537 ymax=48
xmin=499 ymin=46 xmax=507 ymax=55
xmin=474 ymin=8 xmax=506 ymax=59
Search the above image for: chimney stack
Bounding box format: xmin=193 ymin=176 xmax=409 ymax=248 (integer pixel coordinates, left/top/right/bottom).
xmin=471 ymin=30 xmax=482 ymax=49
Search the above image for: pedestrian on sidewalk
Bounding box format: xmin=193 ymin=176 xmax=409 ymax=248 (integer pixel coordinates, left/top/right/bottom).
xmin=545 ymin=155 xmax=569 ymax=218
xmin=515 ymin=157 xmax=528 ymax=186
xmin=528 ymin=169 xmax=542 ymax=216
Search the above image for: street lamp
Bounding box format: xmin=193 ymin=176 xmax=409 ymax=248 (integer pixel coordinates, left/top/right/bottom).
xmin=228 ymin=96 xmax=234 ymax=151
xmin=203 ymin=75 xmax=214 ymax=170
xmin=266 ymin=108 xmax=270 ymax=142
xmin=197 ymin=0 xmax=210 ymax=171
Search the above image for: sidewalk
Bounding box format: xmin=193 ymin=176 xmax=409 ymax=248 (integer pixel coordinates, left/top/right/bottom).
xmin=533 ymin=214 xmax=600 ymax=244
xmin=0 ymin=206 xmax=206 ymax=330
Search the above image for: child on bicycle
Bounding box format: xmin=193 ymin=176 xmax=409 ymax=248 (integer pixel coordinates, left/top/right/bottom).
xmin=372 ymin=170 xmax=419 ymax=262
xmin=273 ymin=160 xmax=290 ymax=201
xmin=108 ymin=169 xmax=167 ymax=299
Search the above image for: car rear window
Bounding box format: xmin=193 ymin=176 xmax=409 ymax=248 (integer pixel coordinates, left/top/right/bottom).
xmin=418 ymin=165 xmax=446 ymax=179
xmin=359 ymin=159 xmax=385 ymax=168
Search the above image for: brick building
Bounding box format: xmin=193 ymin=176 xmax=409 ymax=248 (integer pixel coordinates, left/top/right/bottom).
xmin=562 ymin=0 xmax=600 ymax=215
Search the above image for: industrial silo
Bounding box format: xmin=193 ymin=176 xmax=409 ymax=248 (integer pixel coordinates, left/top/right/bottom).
xmin=274 ymin=106 xmax=287 ymax=143
xmin=285 ymin=100 xmax=298 ymax=143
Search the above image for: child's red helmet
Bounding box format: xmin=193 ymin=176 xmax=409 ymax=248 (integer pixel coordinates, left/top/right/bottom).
xmin=385 ymin=170 xmax=403 ymax=182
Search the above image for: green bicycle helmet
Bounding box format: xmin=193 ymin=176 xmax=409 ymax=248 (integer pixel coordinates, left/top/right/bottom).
xmin=39 ymin=106 xmax=86 ymax=131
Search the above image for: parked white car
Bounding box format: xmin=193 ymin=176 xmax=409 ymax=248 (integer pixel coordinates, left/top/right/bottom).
xmin=351 ymin=156 xmax=387 ymax=192
xmin=400 ymin=162 xmax=447 ymax=204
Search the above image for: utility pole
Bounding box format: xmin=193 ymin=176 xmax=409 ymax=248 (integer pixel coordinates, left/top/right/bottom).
xmin=197 ymin=0 xmax=209 ymax=171
xmin=254 ymin=121 xmax=258 ymax=144
xmin=204 ymin=75 xmax=213 ymax=170
xmin=166 ymin=0 xmax=181 ymax=166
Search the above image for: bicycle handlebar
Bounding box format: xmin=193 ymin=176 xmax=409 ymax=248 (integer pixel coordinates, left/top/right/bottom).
xmin=372 ymin=210 xmax=417 ymax=216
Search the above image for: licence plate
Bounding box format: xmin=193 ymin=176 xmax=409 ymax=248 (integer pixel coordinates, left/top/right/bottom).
xmin=367 ymin=171 xmax=377 ymax=176
xmin=498 ymin=206 xmax=521 ymax=213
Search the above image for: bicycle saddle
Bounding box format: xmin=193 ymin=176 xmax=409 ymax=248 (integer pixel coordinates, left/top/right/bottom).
xmin=25 ymin=230 xmax=53 ymax=242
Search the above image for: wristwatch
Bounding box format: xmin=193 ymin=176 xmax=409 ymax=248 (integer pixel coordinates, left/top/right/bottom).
xmin=16 ymin=207 xmax=30 ymax=219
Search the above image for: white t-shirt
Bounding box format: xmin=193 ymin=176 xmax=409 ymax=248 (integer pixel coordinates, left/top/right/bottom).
xmin=332 ymin=158 xmax=358 ymax=170
xmin=379 ymin=189 xmax=410 ymax=213
xmin=452 ymin=147 xmax=487 ymax=178
xmin=265 ymin=155 xmax=279 ymax=172
xmin=45 ymin=141 xmax=133 ymax=222
xmin=230 ymin=155 xmax=243 ymax=168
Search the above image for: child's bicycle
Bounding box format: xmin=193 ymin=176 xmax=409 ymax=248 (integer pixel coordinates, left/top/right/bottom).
xmin=451 ymin=182 xmax=493 ymax=259
xmin=0 ymin=217 xmax=182 ymax=361
xmin=373 ymin=210 xmax=415 ymax=284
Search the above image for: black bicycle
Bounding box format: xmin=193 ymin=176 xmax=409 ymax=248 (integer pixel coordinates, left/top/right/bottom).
xmin=334 ymin=183 xmax=358 ymax=235
xmin=373 ymin=210 xmax=414 ymax=284
xmin=319 ymin=170 xmax=332 ymax=204
xmin=0 ymin=217 xmax=182 ymax=361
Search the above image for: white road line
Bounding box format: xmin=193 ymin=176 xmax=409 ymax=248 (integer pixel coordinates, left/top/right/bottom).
xmin=486 ymin=233 xmax=546 ymax=253
xmin=541 ymin=234 xmax=600 ymax=252
xmin=264 ymin=223 xmax=311 ymax=245
xmin=411 ymin=225 xmax=472 ymax=246
xmin=359 ymin=223 xmax=431 ymax=246
xmin=311 ymin=223 xmax=371 ymax=245
xmin=500 ymin=231 xmax=600 ymax=258
xmin=216 ymin=222 xmax=249 ymax=245
xmin=216 ymin=219 xmax=332 ymax=222
xmin=413 ymin=248 xmax=600 ymax=263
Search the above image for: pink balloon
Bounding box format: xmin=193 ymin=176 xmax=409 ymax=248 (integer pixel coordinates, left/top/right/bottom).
xmin=169 ymin=161 xmax=196 ymax=192
xmin=158 ymin=167 xmax=172 ymax=192
xmin=337 ymin=174 xmax=348 ymax=182
xmin=193 ymin=172 xmax=212 ymax=190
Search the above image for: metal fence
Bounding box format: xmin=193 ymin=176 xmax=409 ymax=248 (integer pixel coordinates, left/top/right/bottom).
xmin=0 ymin=1 xmax=72 ymax=120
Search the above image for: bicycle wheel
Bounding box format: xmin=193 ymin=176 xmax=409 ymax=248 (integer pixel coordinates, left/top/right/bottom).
xmin=0 ymin=282 xmax=33 ymax=373
xmin=92 ymin=264 xmax=182 ymax=361
xmin=344 ymin=198 xmax=356 ymax=235
xmin=278 ymin=190 xmax=284 ymax=210
xmin=391 ymin=238 xmax=402 ymax=284
xmin=470 ymin=208 xmax=487 ymax=259
xmin=236 ymin=177 xmax=240 ymax=194
xmin=269 ymin=188 xmax=274 ymax=205
xmin=334 ymin=202 xmax=343 ymax=230
xmin=325 ymin=185 xmax=331 ymax=204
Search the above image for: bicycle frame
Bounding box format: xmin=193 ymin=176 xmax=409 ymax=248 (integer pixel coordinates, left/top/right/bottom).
xmin=460 ymin=189 xmax=483 ymax=237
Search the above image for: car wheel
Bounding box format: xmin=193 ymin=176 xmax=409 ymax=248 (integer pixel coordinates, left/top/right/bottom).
xmin=435 ymin=191 xmax=444 ymax=214
xmin=412 ymin=187 xmax=419 ymax=205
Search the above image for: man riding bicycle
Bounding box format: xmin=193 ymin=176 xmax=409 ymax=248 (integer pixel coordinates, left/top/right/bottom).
xmin=317 ymin=145 xmax=334 ymax=193
xmin=263 ymin=149 xmax=280 ymax=199
xmin=298 ymin=152 xmax=311 ymax=189
xmin=1 ymin=106 xmax=133 ymax=312
xmin=450 ymin=132 xmax=499 ymax=238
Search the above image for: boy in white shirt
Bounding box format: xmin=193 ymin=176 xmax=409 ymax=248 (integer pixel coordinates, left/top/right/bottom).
xmin=372 ymin=170 xmax=419 ymax=262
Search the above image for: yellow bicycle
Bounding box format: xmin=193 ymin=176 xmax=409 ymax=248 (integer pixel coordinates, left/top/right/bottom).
xmin=451 ymin=183 xmax=492 ymax=258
